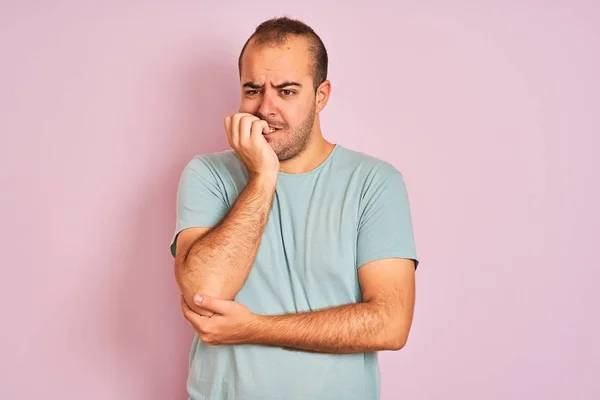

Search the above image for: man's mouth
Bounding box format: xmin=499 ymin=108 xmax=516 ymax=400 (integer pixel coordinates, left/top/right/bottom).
xmin=268 ymin=126 xmax=283 ymax=133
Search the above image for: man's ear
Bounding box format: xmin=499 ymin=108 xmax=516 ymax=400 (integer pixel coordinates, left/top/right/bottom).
xmin=315 ymin=80 xmax=331 ymax=113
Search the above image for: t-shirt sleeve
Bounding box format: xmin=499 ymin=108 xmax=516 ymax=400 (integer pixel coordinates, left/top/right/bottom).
xmin=356 ymin=166 xmax=419 ymax=269
xmin=169 ymin=156 xmax=230 ymax=257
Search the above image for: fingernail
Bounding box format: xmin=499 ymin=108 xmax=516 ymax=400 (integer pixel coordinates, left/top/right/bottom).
xmin=194 ymin=295 xmax=203 ymax=304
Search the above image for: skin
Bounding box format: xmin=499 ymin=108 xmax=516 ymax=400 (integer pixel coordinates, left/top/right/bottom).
xmin=235 ymin=35 xmax=335 ymax=172
xmin=176 ymin=34 xmax=416 ymax=352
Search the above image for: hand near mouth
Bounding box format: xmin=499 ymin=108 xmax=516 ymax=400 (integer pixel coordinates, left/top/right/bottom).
xmin=224 ymin=112 xmax=280 ymax=182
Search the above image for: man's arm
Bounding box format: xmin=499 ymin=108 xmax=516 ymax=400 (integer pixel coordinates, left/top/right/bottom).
xmin=180 ymin=163 xmax=419 ymax=349
xmin=184 ymin=257 xmax=416 ymax=353
xmin=247 ymin=258 xmax=416 ymax=353
xmin=173 ymin=112 xmax=279 ymax=313
xmin=174 ymin=174 xmax=276 ymax=311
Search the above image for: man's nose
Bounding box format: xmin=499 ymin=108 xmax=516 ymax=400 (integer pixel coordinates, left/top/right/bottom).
xmin=257 ymin=92 xmax=276 ymax=118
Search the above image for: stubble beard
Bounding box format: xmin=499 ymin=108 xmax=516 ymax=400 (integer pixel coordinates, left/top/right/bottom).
xmin=271 ymin=103 xmax=316 ymax=162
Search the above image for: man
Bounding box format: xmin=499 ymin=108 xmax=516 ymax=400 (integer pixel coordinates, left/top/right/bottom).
xmin=170 ymin=16 xmax=419 ymax=400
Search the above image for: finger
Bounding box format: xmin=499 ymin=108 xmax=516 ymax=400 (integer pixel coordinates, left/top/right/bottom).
xmin=193 ymin=294 xmax=231 ymax=315
xmin=230 ymin=113 xmax=245 ymax=148
xmin=231 ymin=113 xmax=255 ymax=147
xmin=182 ymin=295 xmax=215 ymax=317
xmin=181 ymin=296 xmax=214 ymax=333
xmin=238 ymin=115 xmax=257 ymax=147
xmin=181 ymin=295 xmax=196 ymax=321
xmin=196 ymin=307 xmax=215 ymax=317
xmin=261 ymin=120 xmax=271 ymax=135
xmin=251 ymin=119 xmax=269 ymax=138
xmin=224 ymin=115 xmax=232 ymax=147
xmin=250 ymin=120 xmax=269 ymax=146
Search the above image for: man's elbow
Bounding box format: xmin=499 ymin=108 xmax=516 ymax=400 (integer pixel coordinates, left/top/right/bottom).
xmin=385 ymin=335 xmax=408 ymax=351
xmin=382 ymin=321 xmax=411 ymax=351
xmin=176 ymin=262 xmax=238 ymax=301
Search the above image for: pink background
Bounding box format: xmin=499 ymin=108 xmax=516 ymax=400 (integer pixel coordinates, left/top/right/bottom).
xmin=1 ymin=1 xmax=598 ymax=399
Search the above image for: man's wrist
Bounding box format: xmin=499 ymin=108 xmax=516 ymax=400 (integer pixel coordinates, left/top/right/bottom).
xmin=249 ymin=173 xmax=278 ymax=192
xmin=241 ymin=313 xmax=269 ymax=344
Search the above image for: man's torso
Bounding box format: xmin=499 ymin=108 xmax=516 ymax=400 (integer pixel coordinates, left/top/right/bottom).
xmin=180 ymin=145 xmax=397 ymax=400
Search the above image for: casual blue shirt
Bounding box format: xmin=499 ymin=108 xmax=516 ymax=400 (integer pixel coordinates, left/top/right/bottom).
xmin=170 ymin=144 xmax=418 ymax=400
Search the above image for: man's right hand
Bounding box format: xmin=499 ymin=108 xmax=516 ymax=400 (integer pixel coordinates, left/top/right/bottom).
xmin=224 ymin=113 xmax=280 ymax=181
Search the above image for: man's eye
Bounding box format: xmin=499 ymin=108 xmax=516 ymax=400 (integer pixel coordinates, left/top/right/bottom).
xmin=246 ymin=90 xmax=260 ymax=96
xmin=281 ymin=90 xmax=294 ymax=96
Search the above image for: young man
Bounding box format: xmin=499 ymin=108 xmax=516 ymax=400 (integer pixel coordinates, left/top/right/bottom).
xmin=170 ymin=16 xmax=419 ymax=400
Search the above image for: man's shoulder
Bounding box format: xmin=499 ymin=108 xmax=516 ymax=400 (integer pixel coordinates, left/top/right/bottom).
xmin=185 ymin=149 xmax=244 ymax=177
xmin=334 ymin=145 xmax=402 ymax=180
xmin=191 ymin=148 xmax=239 ymax=165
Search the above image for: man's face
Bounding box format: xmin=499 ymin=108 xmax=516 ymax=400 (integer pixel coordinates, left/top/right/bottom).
xmin=238 ymin=36 xmax=317 ymax=161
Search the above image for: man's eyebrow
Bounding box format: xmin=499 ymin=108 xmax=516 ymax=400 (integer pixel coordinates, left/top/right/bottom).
xmin=273 ymin=81 xmax=302 ymax=89
xmin=242 ymin=81 xmax=303 ymax=89
xmin=242 ymin=81 xmax=262 ymax=89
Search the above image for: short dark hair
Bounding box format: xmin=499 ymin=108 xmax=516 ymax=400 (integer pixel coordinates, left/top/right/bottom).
xmin=237 ymin=16 xmax=328 ymax=91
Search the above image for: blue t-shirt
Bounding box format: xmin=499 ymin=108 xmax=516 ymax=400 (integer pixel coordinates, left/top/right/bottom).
xmin=170 ymin=144 xmax=418 ymax=400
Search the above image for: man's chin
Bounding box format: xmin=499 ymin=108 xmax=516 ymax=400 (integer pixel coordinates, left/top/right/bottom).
xmin=265 ymin=137 xmax=282 ymax=152
xmin=270 ymin=144 xmax=287 ymax=160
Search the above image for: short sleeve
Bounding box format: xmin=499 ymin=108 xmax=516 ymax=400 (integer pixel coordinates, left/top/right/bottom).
xmin=169 ymin=156 xmax=230 ymax=257
xmin=356 ymin=167 xmax=419 ymax=269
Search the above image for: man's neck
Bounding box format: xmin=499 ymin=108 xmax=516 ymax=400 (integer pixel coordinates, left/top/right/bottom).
xmin=279 ymin=137 xmax=335 ymax=175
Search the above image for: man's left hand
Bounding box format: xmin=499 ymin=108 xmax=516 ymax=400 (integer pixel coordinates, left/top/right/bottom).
xmin=180 ymin=294 xmax=258 ymax=346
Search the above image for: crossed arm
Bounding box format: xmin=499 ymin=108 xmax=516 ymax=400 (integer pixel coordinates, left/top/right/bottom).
xmin=178 ymin=257 xmax=415 ymax=353
xmin=240 ymin=258 xmax=416 ymax=353
xmin=174 ymin=177 xmax=416 ymax=353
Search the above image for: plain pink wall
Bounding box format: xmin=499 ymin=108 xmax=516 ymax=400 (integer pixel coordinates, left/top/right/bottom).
xmin=1 ymin=1 xmax=598 ymax=399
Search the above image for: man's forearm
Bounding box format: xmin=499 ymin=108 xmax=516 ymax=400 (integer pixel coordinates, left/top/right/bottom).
xmin=175 ymin=175 xmax=276 ymax=302
xmin=247 ymin=301 xmax=406 ymax=353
